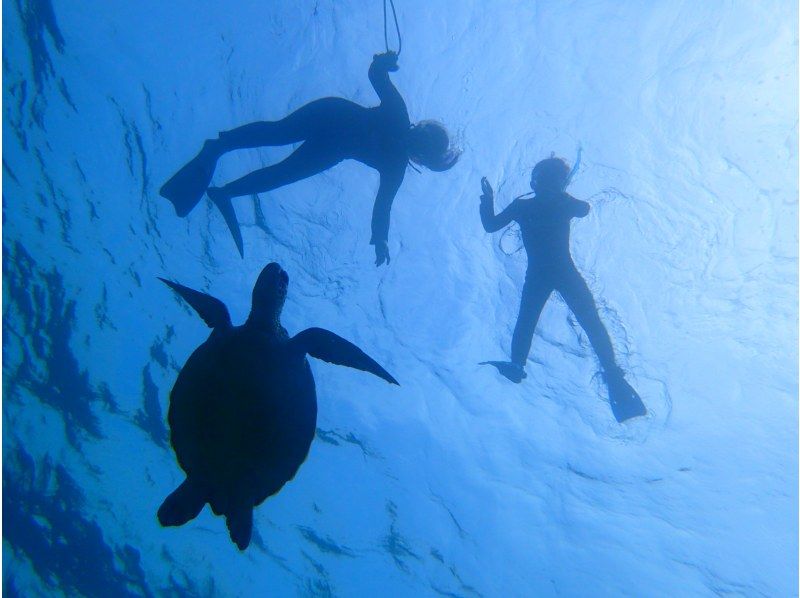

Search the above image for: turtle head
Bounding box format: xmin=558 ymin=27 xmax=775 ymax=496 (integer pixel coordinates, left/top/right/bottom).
xmin=248 ymin=262 xmax=289 ymax=327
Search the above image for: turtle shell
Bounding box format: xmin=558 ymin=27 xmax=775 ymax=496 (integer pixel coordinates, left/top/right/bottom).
xmin=168 ymin=325 xmax=317 ymax=513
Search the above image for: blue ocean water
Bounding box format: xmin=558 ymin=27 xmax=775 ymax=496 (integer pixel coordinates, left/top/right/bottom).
xmin=2 ymin=0 xmax=798 ymax=595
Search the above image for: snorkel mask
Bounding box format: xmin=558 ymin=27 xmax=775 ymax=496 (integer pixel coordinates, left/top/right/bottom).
xmin=531 ymin=147 xmax=582 ymax=192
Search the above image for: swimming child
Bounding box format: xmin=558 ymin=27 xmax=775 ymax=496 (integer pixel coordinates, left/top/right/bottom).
xmin=160 ymin=51 xmax=460 ymax=263
xmin=479 ymin=157 xmax=646 ymax=422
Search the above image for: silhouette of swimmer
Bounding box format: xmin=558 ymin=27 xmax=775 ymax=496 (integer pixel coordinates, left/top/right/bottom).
xmin=160 ymin=51 xmax=460 ymax=262
xmin=157 ymin=263 xmax=398 ymax=550
xmin=479 ymin=158 xmax=646 ymax=422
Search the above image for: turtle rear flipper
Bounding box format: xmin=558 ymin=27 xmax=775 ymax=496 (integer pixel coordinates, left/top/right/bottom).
xmin=291 ymin=327 xmax=398 ymax=385
xmin=158 ymin=478 xmax=206 ymax=527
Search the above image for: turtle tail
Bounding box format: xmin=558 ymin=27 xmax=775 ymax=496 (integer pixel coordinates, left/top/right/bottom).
xmin=226 ymin=502 xmax=254 ymax=551
xmin=157 ymin=478 xmax=206 ymax=527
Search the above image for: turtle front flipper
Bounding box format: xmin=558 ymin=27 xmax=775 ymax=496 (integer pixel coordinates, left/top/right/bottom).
xmin=159 ymin=278 xmax=232 ymax=329
xmin=291 ymin=327 xmax=399 ymax=385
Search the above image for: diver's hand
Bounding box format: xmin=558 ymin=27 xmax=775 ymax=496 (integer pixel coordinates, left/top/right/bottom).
xmin=480 ymin=177 xmax=494 ymax=203
xmin=374 ymin=240 xmax=391 ymax=266
xmin=373 ymin=51 xmax=399 ymax=72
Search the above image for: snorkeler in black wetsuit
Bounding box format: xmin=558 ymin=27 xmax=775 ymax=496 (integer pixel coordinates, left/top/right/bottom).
xmin=480 ymin=157 xmax=646 ymax=422
xmin=160 ymin=51 xmax=460 ymax=263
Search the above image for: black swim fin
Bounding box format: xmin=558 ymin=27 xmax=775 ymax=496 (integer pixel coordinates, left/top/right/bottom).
xmin=480 ymin=361 xmax=527 ymax=383
xmin=292 ymin=327 xmax=399 ymax=385
xmin=604 ymin=369 xmax=647 ymax=422
xmin=160 ymin=140 xmax=221 ymax=217
xmin=159 ymin=277 xmax=232 ymax=329
xmin=207 ymin=187 xmax=244 ymax=258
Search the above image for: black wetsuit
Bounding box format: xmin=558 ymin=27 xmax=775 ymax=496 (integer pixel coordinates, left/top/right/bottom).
xmin=481 ymin=191 xmax=618 ymax=371
xmin=213 ymin=57 xmax=409 ymax=247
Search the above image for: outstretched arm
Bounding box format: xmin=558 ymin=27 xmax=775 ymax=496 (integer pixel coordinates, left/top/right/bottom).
xmin=479 ymin=177 xmax=519 ymax=233
xmin=369 ymin=52 xmax=407 ymax=117
xmin=371 ymin=164 xmax=406 ymax=266
xmin=565 ymin=194 xmax=590 ymax=218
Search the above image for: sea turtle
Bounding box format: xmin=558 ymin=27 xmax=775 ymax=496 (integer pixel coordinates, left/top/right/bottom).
xmin=156 ymin=262 xmax=398 ymax=550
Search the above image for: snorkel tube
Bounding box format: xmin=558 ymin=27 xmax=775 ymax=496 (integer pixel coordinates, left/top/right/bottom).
xmin=562 ymin=145 xmax=582 ymax=190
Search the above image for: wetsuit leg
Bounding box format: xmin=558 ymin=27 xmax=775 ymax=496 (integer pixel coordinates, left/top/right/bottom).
xmin=557 ymin=265 xmax=618 ymax=372
xmin=163 ymin=98 xmax=354 ymax=219
xmin=511 ymin=272 xmax=553 ymax=367
xmin=218 ymin=140 xmax=344 ymax=199
xmin=216 ymin=98 xmax=350 ymax=151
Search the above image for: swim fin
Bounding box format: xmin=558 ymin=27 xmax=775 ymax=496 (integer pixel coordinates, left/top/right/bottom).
xmin=480 ymin=361 xmax=527 ymax=383
xmin=207 ymin=187 xmax=244 ymax=258
xmin=160 ymin=140 xmax=221 ymax=217
xmin=603 ymin=369 xmax=647 ymax=422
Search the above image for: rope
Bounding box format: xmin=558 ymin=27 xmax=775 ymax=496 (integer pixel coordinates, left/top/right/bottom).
xmin=499 ymin=225 xmax=525 ymax=256
xmin=564 ymin=145 xmax=582 ymax=188
xmin=383 ymin=0 xmax=402 ymax=55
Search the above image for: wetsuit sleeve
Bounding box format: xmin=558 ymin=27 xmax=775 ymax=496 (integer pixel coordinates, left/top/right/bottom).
xmin=370 ymin=164 xmax=406 ymax=245
xmin=481 ymin=198 xmax=520 ymax=233
xmin=369 ymin=56 xmax=409 ymax=120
